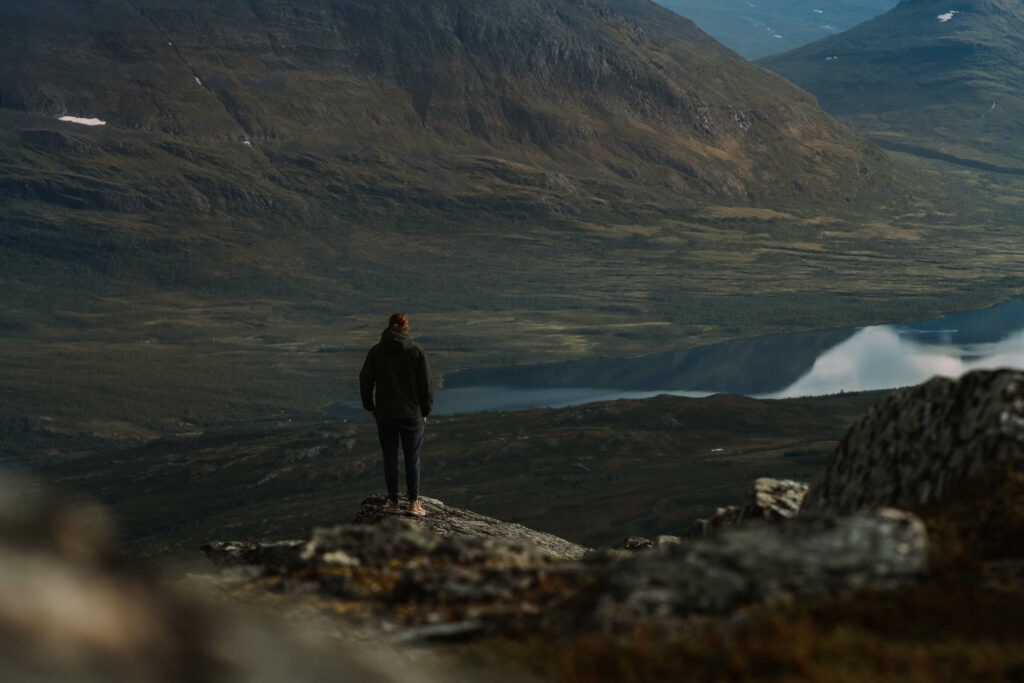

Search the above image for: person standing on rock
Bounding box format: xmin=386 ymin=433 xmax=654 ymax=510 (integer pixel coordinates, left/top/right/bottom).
xmin=359 ymin=313 xmax=433 ymax=516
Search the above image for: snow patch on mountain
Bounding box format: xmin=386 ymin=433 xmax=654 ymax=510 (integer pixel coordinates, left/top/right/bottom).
xmin=57 ymin=116 xmax=106 ymax=126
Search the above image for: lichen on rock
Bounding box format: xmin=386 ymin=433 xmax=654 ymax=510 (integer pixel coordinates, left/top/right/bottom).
xmin=802 ymin=369 xmax=1024 ymax=515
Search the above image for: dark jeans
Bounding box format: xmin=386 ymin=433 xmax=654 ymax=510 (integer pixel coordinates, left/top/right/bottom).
xmin=376 ymin=417 xmax=424 ymax=502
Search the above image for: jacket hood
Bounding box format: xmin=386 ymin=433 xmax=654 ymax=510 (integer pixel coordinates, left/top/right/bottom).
xmin=379 ymin=327 xmax=414 ymax=354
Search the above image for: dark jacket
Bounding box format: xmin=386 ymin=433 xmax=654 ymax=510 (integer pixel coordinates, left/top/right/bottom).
xmin=359 ymin=328 xmax=433 ymax=419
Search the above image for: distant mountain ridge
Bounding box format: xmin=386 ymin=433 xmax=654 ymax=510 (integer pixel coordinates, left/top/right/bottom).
xmin=759 ymin=0 xmax=1024 ymax=168
xmin=652 ymin=0 xmax=898 ymax=59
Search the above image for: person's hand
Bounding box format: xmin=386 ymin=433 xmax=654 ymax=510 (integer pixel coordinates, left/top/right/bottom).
xmin=423 ymin=416 xmax=428 ymax=423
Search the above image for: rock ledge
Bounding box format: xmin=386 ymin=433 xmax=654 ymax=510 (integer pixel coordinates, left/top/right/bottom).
xmin=353 ymin=494 xmax=589 ymax=561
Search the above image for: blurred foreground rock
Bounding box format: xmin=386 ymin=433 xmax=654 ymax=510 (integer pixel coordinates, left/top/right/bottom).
xmin=0 ymin=474 xmax=484 ymax=683
xmin=0 ymin=474 xmax=214 ymax=682
xmin=802 ymin=369 xmax=1024 ymax=514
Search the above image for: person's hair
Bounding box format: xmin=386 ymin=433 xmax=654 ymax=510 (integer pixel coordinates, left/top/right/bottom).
xmin=388 ymin=312 xmax=409 ymax=332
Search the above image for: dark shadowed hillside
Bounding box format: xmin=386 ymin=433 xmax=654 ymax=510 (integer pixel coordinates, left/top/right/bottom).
xmin=40 ymin=390 xmax=884 ymax=559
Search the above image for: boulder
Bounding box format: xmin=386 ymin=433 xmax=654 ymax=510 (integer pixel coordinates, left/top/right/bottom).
xmin=203 ymin=494 xmax=587 ymax=572
xmin=0 ymin=474 xmax=208 ymax=681
xmin=0 ymin=473 xmax=115 ymax=564
xmin=802 ymin=369 xmax=1024 ymax=515
xmin=596 ymin=507 xmax=927 ymax=625
xmin=686 ymin=477 xmax=809 ymax=537
xmin=353 ymin=494 xmax=589 ymax=561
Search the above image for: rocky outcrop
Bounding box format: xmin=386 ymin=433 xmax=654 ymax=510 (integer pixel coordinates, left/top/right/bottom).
xmin=685 ymin=477 xmax=809 ymax=537
xmin=200 ymin=497 xmax=596 ymax=641
xmin=597 ymin=508 xmax=927 ymax=626
xmin=353 ymin=494 xmax=589 ymax=561
xmin=206 ymin=514 xmax=599 ymax=644
xmin=204 ymin=493 xmax=927 ymax=642
xmin=802 ymin=369 xmax=1024 ymax=515
xmin=203 ymin=495 xmax=588 ymax=573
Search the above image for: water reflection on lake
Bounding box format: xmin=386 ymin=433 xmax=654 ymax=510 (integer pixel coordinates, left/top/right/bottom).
xmin=431 ymin=299 xmax=1024 ymax=415
xmin=765 ymin=323 xmax=1024 ymax=398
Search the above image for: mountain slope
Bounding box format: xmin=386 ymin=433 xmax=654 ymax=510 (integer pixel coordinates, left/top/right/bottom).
xmin=759 ymin=0 xmax=1024 ymax=168
xmin=652 ymin=0 xmax=898 ymax=59
xmin=0 ymin=0 xmax=915 ymax=328
xmin=0 ymin=0 xmax=896 ymax=220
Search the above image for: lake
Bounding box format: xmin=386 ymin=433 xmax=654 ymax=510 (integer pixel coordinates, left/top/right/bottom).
xmin=334 ymin=299 xmax=1024 ymax=417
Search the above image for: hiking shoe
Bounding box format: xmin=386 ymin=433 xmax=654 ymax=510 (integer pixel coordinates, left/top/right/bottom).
xmin=408 ymin=500 xmax=427 ymax=516
xmin=386 ymin=499 xmax=401 ymax=513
